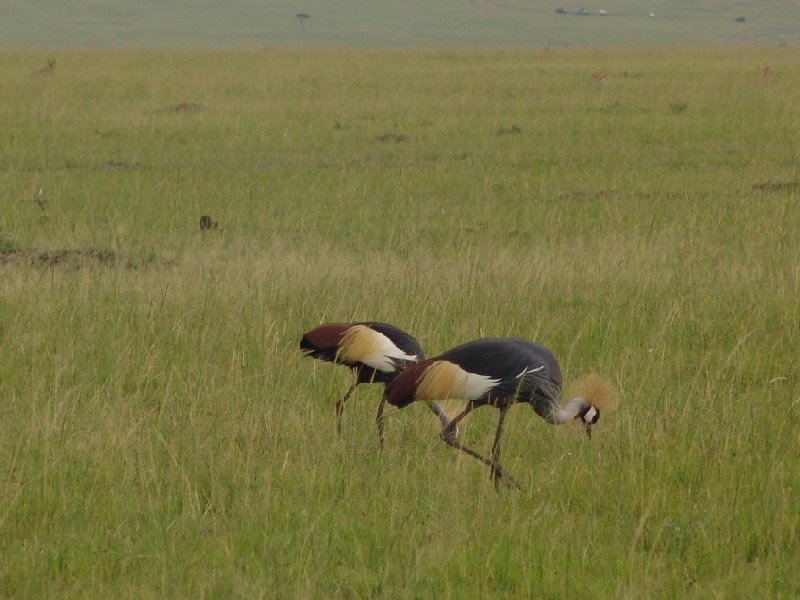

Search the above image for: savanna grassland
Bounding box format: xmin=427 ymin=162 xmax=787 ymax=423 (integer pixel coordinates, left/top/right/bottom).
xmin=4 ymin=0 xmax=800 ymax=47
xmin=1 ymin=47 xmax=799 ymax=598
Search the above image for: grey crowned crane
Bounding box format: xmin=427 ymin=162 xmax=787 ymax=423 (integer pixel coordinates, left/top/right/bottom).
xmin=300 ymin=321 xmax=451 ymax=446
xmin=384 ymin=337 xmax=619 ymax=489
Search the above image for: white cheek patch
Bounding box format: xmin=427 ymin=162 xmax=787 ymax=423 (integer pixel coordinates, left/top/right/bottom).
xmin=583 ymin=407 xmax=598 ymax=423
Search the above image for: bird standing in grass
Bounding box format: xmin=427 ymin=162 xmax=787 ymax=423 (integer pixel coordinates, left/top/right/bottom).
xmin=384 ymin=337 xmax=619 ymax=489
xmin=300 ymin=321 xmax=452 ymax=446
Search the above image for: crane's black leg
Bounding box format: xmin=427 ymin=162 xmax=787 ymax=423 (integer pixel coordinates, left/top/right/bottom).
xmin=335 ymin=381 xmax=357 ymax=435
xmin=491 ymin=407 xmax=509 ymax=491
xmin=428 ymin=400 xmax=457 ymax=435
xmin=440 ymin=404 xmax=521 ymax=491
xmin=375 ymin=395 xmax=386 ymax=450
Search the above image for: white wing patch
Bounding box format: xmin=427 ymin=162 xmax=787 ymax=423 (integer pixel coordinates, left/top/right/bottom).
xmin=359 ymin=329 xmax=418 ymax=372
xmin=456 ymin=367 xmax=501 ymax=400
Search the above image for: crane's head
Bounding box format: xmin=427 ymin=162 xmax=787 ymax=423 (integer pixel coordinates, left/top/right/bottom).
xmin=566 ymin=373 xmax=619 ymax=439
xmin=575 ymin=403 xmax=601 ymax=438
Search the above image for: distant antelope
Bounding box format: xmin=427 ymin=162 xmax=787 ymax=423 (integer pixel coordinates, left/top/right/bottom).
xmin=592 ymin=71 xmax=609 ymax=85
xmin=762 ymin=65 xmax=773 ymax=83
xmin=33 ymin=59 xmax=55 ymax=76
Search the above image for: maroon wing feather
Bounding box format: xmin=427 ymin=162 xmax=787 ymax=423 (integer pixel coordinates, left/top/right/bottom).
xmin=384 ymin=360 xmax=434 ymax=408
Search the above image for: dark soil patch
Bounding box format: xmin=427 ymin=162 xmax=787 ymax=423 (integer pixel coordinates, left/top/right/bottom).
xmin=166 ymin=101 xmax=203 ymax=113
xmin=496 ymin=125 xmax=522 ymax=135
xmin=752 ymin=181 xmax=800 ymax=193
xmin=103 ymin=160 xmax=138 ymax=170
xmin=373 ymin=133 xmax=406 ymax=143
xmin=0 ymin=248 xmax=158 ymax=269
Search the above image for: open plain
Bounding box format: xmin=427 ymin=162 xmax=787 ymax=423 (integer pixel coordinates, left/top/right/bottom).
xmin=1 ymin=47 xmax=799 ymax=597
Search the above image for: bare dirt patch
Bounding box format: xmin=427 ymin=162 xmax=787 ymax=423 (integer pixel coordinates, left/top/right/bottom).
xmin=752 ymin=181 xmax=800 ymax=193
xmin=166 ymin=101 xmax=204 ymax=113
xmin=0 ymin=248 xmax=158 ymax=269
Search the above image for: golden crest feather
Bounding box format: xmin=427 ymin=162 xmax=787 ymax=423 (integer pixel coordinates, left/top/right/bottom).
xmin=566 ymin=373 xmax=620 ymax=412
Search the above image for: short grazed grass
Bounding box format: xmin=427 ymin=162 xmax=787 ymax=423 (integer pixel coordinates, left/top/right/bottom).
xmin=1 ymin=47 xmax=799 ymax=598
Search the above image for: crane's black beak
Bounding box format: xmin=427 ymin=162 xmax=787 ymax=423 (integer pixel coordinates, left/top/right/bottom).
xmin=585 ymin=422 xmax=593 ymax=439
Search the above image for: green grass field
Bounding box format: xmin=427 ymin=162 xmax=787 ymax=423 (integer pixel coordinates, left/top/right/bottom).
xmin=1 ymin=47 xmax=799 ymax=598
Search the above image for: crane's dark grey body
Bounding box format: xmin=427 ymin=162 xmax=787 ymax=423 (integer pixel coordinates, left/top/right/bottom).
xmin=437 ymin=337 xmax=563 ymax=420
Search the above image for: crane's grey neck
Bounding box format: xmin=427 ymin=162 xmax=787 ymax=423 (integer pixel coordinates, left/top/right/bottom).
xmin=544 ymin=397 xmax=589 ymax=425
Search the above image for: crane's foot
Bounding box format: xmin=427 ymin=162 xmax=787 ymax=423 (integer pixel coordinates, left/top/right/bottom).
xmin=442 ymin=422 xmax=459 ymax=438
xmin=492 ymin=466 xmax=522 ymax=491
xmin=440 ymin=429 xmax=457 ymax=445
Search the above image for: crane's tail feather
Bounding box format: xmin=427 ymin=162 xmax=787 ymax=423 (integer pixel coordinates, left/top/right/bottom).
xmin=566 ymin=373 xmax=620 ymax=412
